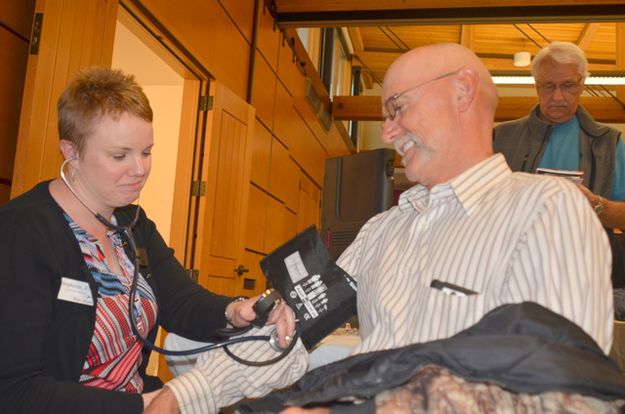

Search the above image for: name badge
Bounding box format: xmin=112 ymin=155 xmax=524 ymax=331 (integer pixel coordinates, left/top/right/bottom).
xmin=57 ymin=277 xmax=94 ymax=306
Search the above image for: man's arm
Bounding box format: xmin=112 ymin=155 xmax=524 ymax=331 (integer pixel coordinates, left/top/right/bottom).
xmin=578 ymin=185 xmax=625 ymax=230
xmin=504 ymin=181 xmax=613 ymax=354
xmin=162 ymin=325 xmax=308 ymax=414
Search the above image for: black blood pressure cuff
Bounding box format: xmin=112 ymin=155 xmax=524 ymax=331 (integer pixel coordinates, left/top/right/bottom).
xmin=260 ymin=226 xmax=357 ymax=350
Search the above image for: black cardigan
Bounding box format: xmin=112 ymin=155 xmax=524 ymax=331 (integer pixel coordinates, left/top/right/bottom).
xmin=0 ymin=181 xmax=233 ymax=414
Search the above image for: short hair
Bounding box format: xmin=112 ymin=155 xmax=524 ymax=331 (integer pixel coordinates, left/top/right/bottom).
xmin=57 ymin=67 xmax=153 ymax=154
xmin=531 ymin=41 xmax=589 ymax=80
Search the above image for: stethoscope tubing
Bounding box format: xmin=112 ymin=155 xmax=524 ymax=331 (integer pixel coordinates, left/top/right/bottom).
xmin=60 ymin=158 xmax=295 ymax=363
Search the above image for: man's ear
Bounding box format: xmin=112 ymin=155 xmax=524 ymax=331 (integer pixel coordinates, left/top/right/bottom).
xmin=59 ymin=139 xmax=78 ymax=161
xmin=454 ymin=67 xmax=478 ymax=112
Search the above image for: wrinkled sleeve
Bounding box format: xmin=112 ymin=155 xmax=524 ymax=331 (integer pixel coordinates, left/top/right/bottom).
xmin=165 ymin=325 xmax=308 ymax=414
xmin=504 ymin=181 xmax=613 ymax=354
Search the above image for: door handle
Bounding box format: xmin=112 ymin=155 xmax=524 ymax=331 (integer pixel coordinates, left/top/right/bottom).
xmin=234 ymin=265 xmax=250 ymax=276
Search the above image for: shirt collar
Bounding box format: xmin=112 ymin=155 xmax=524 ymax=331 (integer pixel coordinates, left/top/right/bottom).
xmin=398 ymin=154 xmax=511 ymax=215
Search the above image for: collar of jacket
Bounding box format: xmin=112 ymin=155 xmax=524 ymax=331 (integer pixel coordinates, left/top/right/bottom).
xmin=529 ymin=104 xmax=613 ymax=139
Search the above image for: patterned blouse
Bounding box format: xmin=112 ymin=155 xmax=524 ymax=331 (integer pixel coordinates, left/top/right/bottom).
xmin=65 ymin=214 xmax=158 ymax=393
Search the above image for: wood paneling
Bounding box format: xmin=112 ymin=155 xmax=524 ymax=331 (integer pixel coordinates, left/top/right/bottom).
xmin=269 ymin=138 xmax=299 ymax=211
xmin=284 ymin=207 xmax=298 ymax=241
xmin=277 ymin=34 xmax=307 ymax=97
xmin=11 ymin=0 xmax=118 ymax=197
xmin=251 ymin=50 xmax=276 ymax=130
xmin=273 ymin=80 xmax=297 ymax=148
xmin=0 ymin=28 xmax=28 ymax=189
xmin=287 ymin=112 xmax=326 ymax=186
xmin=255 ymin=0 xmax=280 ymax=70
xmin=219 ymin=0 xmax=255 ymax=43
xmin=264 ymin=195 xmax=285 ymax=252
xmin=141 ymin=0 xmax=249 ymax=97
xmin=246 ymin=184 xmax=268 ymax=254
xmin=1 ymin=0 xmax=35 ymax=38
xmin=1 ymin=0 xmax=35 ymax=202
xmin=249 ymin=119 xmax=272 ymax=189
xmin=298 ymin=173 xmax=321 ymax=232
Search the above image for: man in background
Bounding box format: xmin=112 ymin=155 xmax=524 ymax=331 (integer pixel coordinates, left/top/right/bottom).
xmin=493 ymin=41 xmax=625 ymax=316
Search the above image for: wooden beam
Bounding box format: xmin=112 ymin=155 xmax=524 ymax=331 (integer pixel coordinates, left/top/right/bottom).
xmin=274 ymin=0 xmax=625 ymax=13
xmin=460 ymin=24 xmax=475 ymax=47
xmin=361 ymin=71 xmax=374 ymax=89
xmin=272 ymin=1 xmax=625 ymax=27
xmin=576 ymin=23 xmax=600 ymax=50
xmin=347 ymin=27 xmax=364 ymax=52
xmin=332 ymin=95 xmax=625 ymax=123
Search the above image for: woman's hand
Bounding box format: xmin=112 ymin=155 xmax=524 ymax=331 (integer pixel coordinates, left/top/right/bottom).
xmin=225 ymin=294 xmax=296 ymax=348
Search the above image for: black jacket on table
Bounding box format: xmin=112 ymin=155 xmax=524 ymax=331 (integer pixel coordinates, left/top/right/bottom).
xmin=237 ymin=302 xmax=625 ymax=413
xmin=0 ymin=181 xmax=233 ymax=414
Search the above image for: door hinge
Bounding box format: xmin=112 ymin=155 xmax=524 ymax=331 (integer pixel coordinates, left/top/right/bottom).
xmin=199 ymin=95 xmax=213 ymax=112
xmin=30 ymin=13 xmax=44 ymax=55
xmin=191 ymin=180 xmax=206 ymax=197
xmin=188 ymin=269 xmax=199 ymax=283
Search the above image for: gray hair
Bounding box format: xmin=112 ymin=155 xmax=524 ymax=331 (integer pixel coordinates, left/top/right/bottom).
xmin=531 ymin=41 xmax=589 ymax=80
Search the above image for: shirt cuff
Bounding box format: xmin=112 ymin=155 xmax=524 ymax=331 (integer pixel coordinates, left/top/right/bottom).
xmin=166 ymin=325 xmax=309 ymax=414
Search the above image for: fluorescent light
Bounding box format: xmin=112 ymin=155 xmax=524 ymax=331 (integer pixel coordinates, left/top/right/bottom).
xmin=492 ymin=75 xmax=625 ymax=86
xmin=585 ymin=77 xmax=625 ymax=85
xmin=492 ymin=76 xmax=535 ymax=85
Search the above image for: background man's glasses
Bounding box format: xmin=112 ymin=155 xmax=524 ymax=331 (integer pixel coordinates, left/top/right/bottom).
xmin=538 ymin=80 xmax=582 ymax=95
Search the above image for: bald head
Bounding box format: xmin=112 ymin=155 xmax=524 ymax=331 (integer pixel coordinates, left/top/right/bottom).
xmin=384 ymin=43 xmax=498 ymax=114
xmin=380 ymin=43 xmax=498 ymax=187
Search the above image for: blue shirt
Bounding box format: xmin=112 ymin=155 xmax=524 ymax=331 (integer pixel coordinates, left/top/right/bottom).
xmin=538 ymin=116 xmax=625 ymax=201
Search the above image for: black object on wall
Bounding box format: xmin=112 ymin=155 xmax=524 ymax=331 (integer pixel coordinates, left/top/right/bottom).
xmin=320 ymin=148 xmax=395 ymax=260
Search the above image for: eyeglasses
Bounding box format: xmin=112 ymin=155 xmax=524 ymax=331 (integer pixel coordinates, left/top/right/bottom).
xmin=537 ymin=80 xmax=582 ymax=95
xmin=383 ymin=70 xmax=458 ymax=121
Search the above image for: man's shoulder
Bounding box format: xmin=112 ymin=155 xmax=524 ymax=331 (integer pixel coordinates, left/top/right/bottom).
xmin=503 ymin=171 xmax=585 ymax=204
xmin=577 ymin=105 xmax=621 ymax=140
xmin=493 ymin=115 xmax=531 ymax=135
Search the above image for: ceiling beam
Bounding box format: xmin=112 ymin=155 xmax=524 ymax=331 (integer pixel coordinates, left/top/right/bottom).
xmin=273 ymin=0 xmax=625 ymax=13
xmin=332 ymin=95 xmax=625 ymax=123
xmin=270 ymin=2 xmax=625 ymax=27
xmin=576 ymin=23 xmax=600 ymax=50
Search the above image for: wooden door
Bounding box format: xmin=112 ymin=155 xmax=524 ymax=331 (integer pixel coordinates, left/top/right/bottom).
xmin=195 ymin=81 xmax=255 ymax=296
xmin=11 ymin=0 xmax=118 ymax=197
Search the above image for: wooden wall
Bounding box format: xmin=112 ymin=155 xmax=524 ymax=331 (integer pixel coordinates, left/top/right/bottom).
xmin=7 ymin=0 xmax=353 ymax=295
xmin=139 ymin=0 xmax=353 ymax=292
xmin=0 ymin=0 xmax=35 ymax=203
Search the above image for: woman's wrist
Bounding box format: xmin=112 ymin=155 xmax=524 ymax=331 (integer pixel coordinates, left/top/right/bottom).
xmin=224 ymin=296 xmax=246 ymax=326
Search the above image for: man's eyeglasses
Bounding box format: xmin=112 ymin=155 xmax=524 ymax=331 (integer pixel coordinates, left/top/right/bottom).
xmin=383 ymin=70 xmax=458 ymax=121
xmin=537 ymin=80 xmax=582 ymax=95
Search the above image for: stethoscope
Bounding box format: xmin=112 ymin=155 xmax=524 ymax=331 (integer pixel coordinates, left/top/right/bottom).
xmin=60 ymin=158 xmax=297 ymax=364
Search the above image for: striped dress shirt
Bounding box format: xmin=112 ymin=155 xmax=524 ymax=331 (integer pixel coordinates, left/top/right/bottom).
xmin=338 ymin=153 xmax=613 ymax=355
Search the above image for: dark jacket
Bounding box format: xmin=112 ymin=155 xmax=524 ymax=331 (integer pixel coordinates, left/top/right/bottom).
xmin=237 ymin=302 xmax=625 ymax=413
xmin=0 ymin=181 xmax=233 ymax=414
xmin=493 ymin=104 xmax=621 ymax=199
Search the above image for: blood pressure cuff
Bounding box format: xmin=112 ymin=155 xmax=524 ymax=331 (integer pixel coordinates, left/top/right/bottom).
xmin=260 ymin=226 xmax=357 ymax=350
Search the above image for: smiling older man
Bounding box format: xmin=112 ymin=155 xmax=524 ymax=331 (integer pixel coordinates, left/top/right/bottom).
xmin=337 ymin=42 xmax=613 ymax=357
